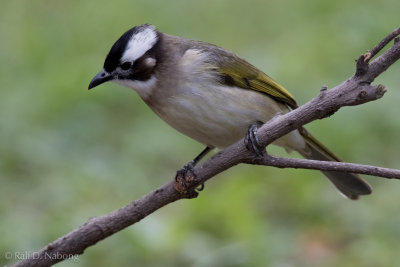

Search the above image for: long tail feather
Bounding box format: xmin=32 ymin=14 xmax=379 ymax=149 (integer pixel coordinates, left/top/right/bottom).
xmin=298 ymin=128 xmax=372 ymax=200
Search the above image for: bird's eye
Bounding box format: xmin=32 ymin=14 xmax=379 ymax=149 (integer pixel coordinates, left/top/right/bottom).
xmin=120 ymin=62 xmax=132 ymax=70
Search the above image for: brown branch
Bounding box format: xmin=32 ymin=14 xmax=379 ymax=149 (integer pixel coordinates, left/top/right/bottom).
xmin=250 ymin=155 xmax=400 ymax=179
xmin=11 ymin=159 xmax=400 ymax=267
xmin=356 ymin=25 xmax=400 ymax=76
xmin=366 ymin=26 xmax=400 ymax=61
xmin=12 ymin=26 xmax=400 ymax=267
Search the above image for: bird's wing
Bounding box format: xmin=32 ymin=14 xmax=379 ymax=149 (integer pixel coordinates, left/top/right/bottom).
xmin=215 ymin=53 xmax=298 ymax=109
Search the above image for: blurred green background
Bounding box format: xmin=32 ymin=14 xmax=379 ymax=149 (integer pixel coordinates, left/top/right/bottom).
xmin=1 ymin=0 xmax=400 ymax=266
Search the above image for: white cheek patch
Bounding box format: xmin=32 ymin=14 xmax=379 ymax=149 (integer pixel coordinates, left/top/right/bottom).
xmin=121 ymin=27 xmax=158 ymax=63
xmin=144 ymin=57 xmax=156 ymax=68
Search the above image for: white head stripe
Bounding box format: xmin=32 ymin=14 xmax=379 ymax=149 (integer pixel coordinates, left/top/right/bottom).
xmin=121 ymin=27 xmax=158 ymax=62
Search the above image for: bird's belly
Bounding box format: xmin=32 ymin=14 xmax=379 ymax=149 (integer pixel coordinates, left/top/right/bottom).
xmin=152 ymin=85 xmax=305 ymax=150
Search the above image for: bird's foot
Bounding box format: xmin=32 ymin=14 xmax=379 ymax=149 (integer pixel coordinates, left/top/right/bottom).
xmin=244 ymin=121 xmax=265 ymax=158
xmin=174 ymin=161 xmax=204 ymax=198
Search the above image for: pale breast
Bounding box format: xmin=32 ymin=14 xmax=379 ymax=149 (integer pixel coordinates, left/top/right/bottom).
xmin=147 ymin=48 xmax=306 ymax=151
xmin=156 ymin=82 xmax=305 ymax=151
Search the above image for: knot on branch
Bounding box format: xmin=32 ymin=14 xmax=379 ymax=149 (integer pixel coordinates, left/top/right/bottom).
xmin=318 ymin=85 xmax=328 ymax=100
xmin=320 ymin=85 xmax=328 ymax=92
xmin=355 ymin=52 xmax=371 ymax=76
xmin=353 ymin=84 xmax=386 ymax=104
xmin=358 ymin=90 xmax=367 ymax=99
xmin=375 ymin=84 xmax=387 ymax=98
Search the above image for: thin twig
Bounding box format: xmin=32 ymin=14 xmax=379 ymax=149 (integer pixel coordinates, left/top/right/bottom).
xmin=366 ymin=26 xmax=400 ymax=61
xmin=251 ymin=155 xmax=400 ymax=179
xmin=356 ymin=26 xmax=400 ymax=76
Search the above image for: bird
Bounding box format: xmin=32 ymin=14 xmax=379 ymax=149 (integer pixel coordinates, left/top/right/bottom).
xmin=88 ymin=24 xmax=372 ymax=199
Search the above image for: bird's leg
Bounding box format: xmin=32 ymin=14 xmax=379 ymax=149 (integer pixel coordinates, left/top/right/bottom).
xmin=244 ymin=121 xmax=265 ymax=157
xmin=175 ymin=146 xmax=212 ymax=195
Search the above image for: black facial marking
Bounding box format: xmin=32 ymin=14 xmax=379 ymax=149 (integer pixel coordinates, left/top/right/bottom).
xmin=124 ymin=32 xmax=163 ymax=81
xmin=120 ymin=61 xmax=132 ymax=70
xmin=103 ymin=24 xmax=157 ymax=73
xmin=128 ymin=53 xmax=156 ymax=81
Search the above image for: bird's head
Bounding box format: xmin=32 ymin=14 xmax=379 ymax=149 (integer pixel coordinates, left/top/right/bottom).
xmin=88 ymin=24 xmax=161 ymax=97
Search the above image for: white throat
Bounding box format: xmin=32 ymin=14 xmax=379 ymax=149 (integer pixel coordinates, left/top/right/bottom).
xmin=113 ymin=76 xmax=157 ymax=99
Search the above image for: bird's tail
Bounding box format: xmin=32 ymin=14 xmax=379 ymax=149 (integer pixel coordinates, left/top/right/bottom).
xmin=298 ymin=128 xmax=372 ymax=200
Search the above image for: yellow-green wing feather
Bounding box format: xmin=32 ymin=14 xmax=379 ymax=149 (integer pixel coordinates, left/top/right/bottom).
xmin=216 ymin=55 xmax=298 ymax=109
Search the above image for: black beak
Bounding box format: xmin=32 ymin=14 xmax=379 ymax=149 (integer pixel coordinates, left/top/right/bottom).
xmin=88 ymin=70 xmax=113 ymax=90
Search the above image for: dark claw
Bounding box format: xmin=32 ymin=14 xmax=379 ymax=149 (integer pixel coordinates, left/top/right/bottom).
xmin=175 ymin=162 xmax=195 ymax=181
xmin=174 ymin=146 xmax=212 ymax=195
xmin=244 ymin=121 xmax=265 ymax=157
xmin=175 ymin=161 xmax=206 ymax=194
xmin=196 ymin=183 xmax=205 ymax=191
xmin=175 ymin=161 xmax=195 ymax=188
